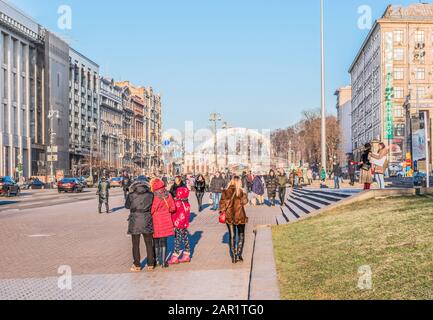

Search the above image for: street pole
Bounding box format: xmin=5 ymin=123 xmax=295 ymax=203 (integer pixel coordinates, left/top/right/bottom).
xmin=424 ymin=111 xmax=430 ymax=188
xmin=320 ymin=0 xmax=327 ymax=175
xmin=210 ymin=113 xmax=222 ymax=172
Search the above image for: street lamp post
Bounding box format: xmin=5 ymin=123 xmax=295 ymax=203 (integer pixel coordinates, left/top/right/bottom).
xmin=320 ymin=0 xmax=327 ymax=174
xmin=48 ymin=109 xmax=60 ymax=184
xmin=87 ymin=121 xmax=97 ymax=179
xmin=209 ymin=113 xmax=222 ymax=172
xmin=222 ymin=122 xmax=231 ymax=168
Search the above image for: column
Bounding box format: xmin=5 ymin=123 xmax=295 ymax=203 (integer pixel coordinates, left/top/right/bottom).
xmin=6 ymin=34 xmax=13 ymax=176
xmin=25 ymin=44 xmax=31 ymax=178
xmin=0 ymin=30 xmax=3 ymax=176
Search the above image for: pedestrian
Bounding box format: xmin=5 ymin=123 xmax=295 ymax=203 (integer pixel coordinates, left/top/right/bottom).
xmin=289 ymin=170 xmax=296 ymax=188
xmin=220 ymin=176 xmax=249 ymax=264
xmin=169 ymin=176 xmax=185 ymax=199
xmin=194 ymin=174 xmax=206 ymax=212
xmin=168 ymin=187 xmax=192 ymax=265
xmin=332 ymin=163 xmax=342 ymax=189
xmin=209 ymin=172 xmax=226 ymax=211
xmin=370 ymin=142 xmax=389 ymax=190
xmin=348 ymin=161 xmax=356 ymax=186
xmin=221 ymin=172 xmax=229 ymax=189
xmin=97 ymin=177 xmax=110 ymax=214
xmin=277 ymin=169 xmax=289 ymax=206
xmin=307 ymin=168 xmax=313 ymax=185
xmin=321 ymin=167 xmax=327 ymax=183
xmin=265 ymin=169 xmax=278 ymax=206
xmin=122 ymin=176 xmax=132 ymax=200
xmin=251 ymin=174 xmax=265 ymax=206
xmin=204 ymin=173 xmax=211 ymax=192
xmin=246 ymin=171 xmax=254 ymax=193
xmin=241 ymin=171 xmax=248 ymax=190
xmin=125 ymin=180 xmax=155 ymax=272
xmin=359 ymin=143 xmax=373 ymax=190
xmin=151 ymin=178 xmax=176 ymax=268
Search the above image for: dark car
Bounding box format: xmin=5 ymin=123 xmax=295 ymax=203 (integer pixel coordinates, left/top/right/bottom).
xmin=0 ymin=176 xmax=20 ymax=197
xmin=24 ymin=178 xmax=46 ymax=190
xmin=57 ymin=178 xmax=84 ymax=193
xmin=77 ymin=177 xmax=88 ymax=188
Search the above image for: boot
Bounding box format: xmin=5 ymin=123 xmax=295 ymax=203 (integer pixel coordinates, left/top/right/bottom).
xmin=168 ymin=253 xmax=180 ymax=265
xmin=98 ymin=204 xmax=102 ymax=214
xmin=179 ymin=252 xmax=191 ymax=263
xmin=236 ymin=233 xmax=245 ymax=263
xmin=106 ymin=204 xmax=110 ymax=214
xmin=161 ymin=245 xmax=169 ymax=268
xmin=154 ymin=241 xmax=161 ymax=267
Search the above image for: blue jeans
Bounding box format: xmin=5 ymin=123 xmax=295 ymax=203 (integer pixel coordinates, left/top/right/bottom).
xmin=375 ymin=174 xmax=385 ymax=189
xmin=334 ymin=176 xmax=340 ymax=189
xmin=212 ymin=192 xmax=221 ymax=210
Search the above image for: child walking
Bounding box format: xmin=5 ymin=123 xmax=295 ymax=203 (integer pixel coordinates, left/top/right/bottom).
xmin=168 ymin=186 xmax=192 ymax=264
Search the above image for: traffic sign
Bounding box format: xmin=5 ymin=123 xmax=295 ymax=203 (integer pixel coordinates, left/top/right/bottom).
xmin=47 ymin=146 xmax=58 ymax=153
xmin=47 ymin=155 xmax=58 ymax=162
xmin=163 ymin=140 xmax=171 ymax=147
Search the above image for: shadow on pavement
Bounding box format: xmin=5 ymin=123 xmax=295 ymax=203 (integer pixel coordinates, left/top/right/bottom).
xmin=111 ymin=206 xmax=125 ymax=213
xmin=0 ymin=201 xmax=18 ymax=206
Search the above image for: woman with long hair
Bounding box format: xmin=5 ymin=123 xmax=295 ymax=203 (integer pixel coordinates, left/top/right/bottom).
xmin=220 ymin=176 xmax=249 ymax=264
xmin=359 ymin=143 xmax=373 ymax=190
xmin=370 ymin=142 xmax=389 ymax=189
xmin=194 ymin=174 xmax=206 ymax=212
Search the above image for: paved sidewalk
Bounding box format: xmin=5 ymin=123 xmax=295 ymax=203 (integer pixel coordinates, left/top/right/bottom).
xmin=0 ymin=190 xmax=281 ymax=300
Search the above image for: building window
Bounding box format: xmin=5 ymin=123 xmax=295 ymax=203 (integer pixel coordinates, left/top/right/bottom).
xmin=394 ymin=87 xmax=404 ymax=99
xmin=394 ymin=107 xmax=403 ymax=118
xmin=415 ymin=31 xmax=425 ymax=43
xmin=394 ymin=48 xmax=404 ymax=61
xmin=416 ymin=87 xmax=426 ymax=98
xmin=394 ymin=124 xmax=405 ymax=137
xmin=394 ymin=68 xmax=404 ymax=80
xmin=415 ymin=68 xmax=425 ymax=80
xmin=394 ymin=30 xmax=404 ymax=43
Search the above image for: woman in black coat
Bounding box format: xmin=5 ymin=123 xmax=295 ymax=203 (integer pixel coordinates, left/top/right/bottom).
xmin=265 ymin=170 xmax=279 ymax=207
xmin=169 ymin=176 xmax=185 ymax=199
xmin=125 ymin=182 xmax=155 ymax=272
xmin=194 ymin=174 xmax=206 ymax=212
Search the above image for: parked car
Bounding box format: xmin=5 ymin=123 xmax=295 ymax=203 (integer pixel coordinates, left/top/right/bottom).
xmin=23 ymin=178 xmax=46 ymax=190
xmin=413 ymin=172 xmax=427 ymax=187
xmin=57 ymin=178 xmax=84 ymax=193
xmin=109 ymin=177 xmax=123 ymax=188
xmin=0 ymin=176 xmax=20 ymax=197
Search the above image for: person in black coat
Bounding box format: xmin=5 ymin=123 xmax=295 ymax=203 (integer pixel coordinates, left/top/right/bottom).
xmin=169 ymin=176 xmax=186 ymax=198
xmin=194 ymin=174 xmax=206 ymax=212
xmin=125 ymin=181 xmax=155 ymax=272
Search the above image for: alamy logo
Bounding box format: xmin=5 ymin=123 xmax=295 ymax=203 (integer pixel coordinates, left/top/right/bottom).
xmin=358 ymin=265 xmax=372 ymax=290
xmin=57 ymin=265 xmax=72 ymax=290
xmin=58 ymin=5 xmax=72 ymax=30
xmin=357 ymin=5 xmax=372 ymax=30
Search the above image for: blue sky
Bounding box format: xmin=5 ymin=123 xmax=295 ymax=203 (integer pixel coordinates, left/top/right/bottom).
xmin=7 ymin=0 xmax=422 ymax=131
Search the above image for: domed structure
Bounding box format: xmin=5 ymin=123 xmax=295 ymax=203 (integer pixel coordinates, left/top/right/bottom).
xmin=184 ymin=128 xmax=272 ymax=174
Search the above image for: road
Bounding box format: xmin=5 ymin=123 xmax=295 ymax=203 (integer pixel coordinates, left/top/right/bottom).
xmin=0 ymin=187 xmax=281 ymax=300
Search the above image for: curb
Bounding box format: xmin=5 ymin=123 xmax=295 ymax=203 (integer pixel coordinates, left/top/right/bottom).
xmin=248 ymin=225 xmax=281 ymax=300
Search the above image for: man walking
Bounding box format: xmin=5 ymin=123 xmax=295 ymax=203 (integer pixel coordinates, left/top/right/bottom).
xmin=332 ymin=163 xmax=342 ymax=189
xmin=277 ymin=170 xmax=289 ymax=206
xmin=97 ymin=177 xmax=110 ymax=214
xmin=209 ymin=172 xmax=226 ymax=211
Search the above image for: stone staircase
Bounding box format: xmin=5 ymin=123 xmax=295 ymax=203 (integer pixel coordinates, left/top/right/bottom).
xmin=275 ymin=188 xmax=361 ymax=225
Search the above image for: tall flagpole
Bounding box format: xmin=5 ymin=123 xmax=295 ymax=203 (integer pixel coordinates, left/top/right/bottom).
xmin=320 ymin=0 xmax=327 ymax=175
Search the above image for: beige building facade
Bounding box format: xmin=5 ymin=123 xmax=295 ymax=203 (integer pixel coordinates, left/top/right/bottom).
xmin=349 ymin=4 xmax=433 ymax=167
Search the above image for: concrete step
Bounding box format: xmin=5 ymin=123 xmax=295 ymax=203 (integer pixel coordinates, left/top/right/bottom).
xmin=275 ymin=214 xmax=288 ymax=226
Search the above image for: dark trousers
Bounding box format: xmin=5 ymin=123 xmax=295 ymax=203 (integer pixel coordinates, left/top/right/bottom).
xmin=131 ymin=233 xmax=155 ymax=268
xmin=349 ymin=174 xmax=355 ymax=185
xmin=278 ymin=187 xmax=286 ymax=205
xmin=154 ymin=237 xmax=168 ymax=267
xmin=227 ymin=224 xmax=246 ymax=259
xmin=98 ymin=201 xmax=109 ymax=213
xmin=196 ymin=192 xmax=204 ymax=211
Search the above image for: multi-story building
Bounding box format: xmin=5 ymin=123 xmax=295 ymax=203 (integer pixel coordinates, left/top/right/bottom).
xmin=0 ymin=0 xmax=42 ymax=179
xmin=120 ymin=86 xmax=134 ymax=171
xmin=99 ymin=77 xmax=123 ymax=171
xmin=68 ymin=48 xmax=100 ymax=176
xmin=335 ymin=86 xmax=353 ymax=158
xmin=116 ymin=81 xmax=163 ymax=174
xmin=349 ymin=3 xmax=433 ymax=166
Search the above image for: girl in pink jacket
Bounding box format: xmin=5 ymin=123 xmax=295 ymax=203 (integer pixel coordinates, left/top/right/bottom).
xmin=168 ymin=186 xmax=192 ymax=264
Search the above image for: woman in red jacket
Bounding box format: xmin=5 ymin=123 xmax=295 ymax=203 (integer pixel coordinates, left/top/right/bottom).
xmin=151 ymin=178 xmax=176 ymax=268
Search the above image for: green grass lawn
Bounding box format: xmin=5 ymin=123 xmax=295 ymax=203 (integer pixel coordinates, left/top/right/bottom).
xmin=273 ymin=195 xmax=433 ymax=300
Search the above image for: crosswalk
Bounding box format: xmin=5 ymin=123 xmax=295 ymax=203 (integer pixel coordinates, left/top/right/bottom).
xmin=276 ymin=188 xmax=361 ymax=225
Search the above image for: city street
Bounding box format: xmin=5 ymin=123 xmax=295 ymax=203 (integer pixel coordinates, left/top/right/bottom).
xmin=0 ymin=188 xmax=282 ymax=300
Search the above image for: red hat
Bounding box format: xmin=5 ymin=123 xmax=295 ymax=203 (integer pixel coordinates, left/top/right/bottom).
xmin=151 ymin=178 xmax=166 ymax=192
